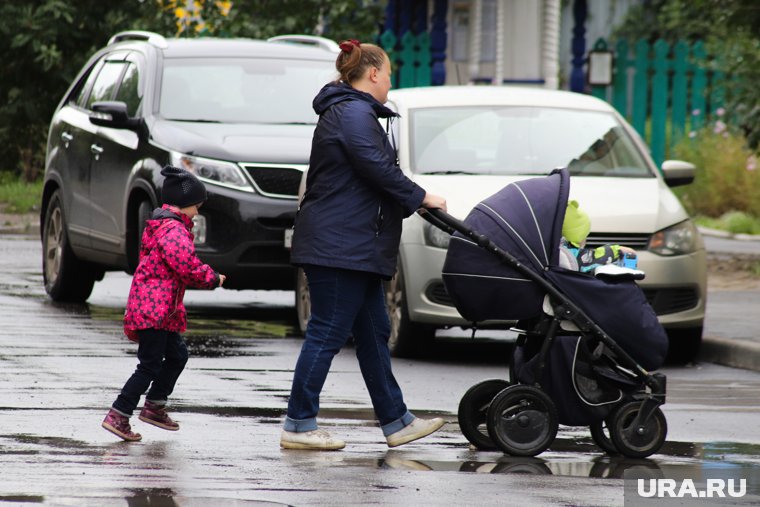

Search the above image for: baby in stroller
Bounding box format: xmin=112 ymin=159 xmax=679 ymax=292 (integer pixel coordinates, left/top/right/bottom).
xmin=560 ymin=199 xmax=640 ymax=276
xmin=424 ymin=168 xmax=668 ymax=458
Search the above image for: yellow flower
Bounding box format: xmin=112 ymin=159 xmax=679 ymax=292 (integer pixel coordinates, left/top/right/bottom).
xmin=174 ymin=7 xmax=187 ymax=19
xmin=216 ymin=0 xmax=232 ymax=16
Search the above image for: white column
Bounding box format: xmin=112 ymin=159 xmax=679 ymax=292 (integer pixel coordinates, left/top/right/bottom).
xmin=468 ymin=0 xmax=483 ymax=82
xmin=494 ymin=0 xmax=505 ymax=85
xmin=542 ymin=0 xmax=561 ymax=89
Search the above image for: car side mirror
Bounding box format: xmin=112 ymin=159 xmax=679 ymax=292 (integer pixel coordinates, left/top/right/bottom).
xmin=89 ymin=101 xmax=140 ymax=129
xmin=661 ymin=160 xmax=695 ymax=187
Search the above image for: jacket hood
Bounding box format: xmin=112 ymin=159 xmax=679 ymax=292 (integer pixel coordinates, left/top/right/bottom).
xmin=140 ymin=206 xmax=191 ymax=250
xmin=312 ymin=81 xmax=398 ymax=118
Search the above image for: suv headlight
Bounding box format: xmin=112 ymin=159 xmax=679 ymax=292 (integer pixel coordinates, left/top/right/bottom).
xmin=424 ymin=222 xmax=451 ymax=249
xmin=170 ymin=152 xmax=253 ymax=192
xmin=648 ymin=220 xmax=699 ymax=256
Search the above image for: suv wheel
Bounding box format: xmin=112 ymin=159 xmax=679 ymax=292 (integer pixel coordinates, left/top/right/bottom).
xmin=128 ymin=199 xmax=153 ymax=273
xmin=42 ymin=191 xmax=97 ymax=302
xmin=385 ymin=265 xmax=435 ymax=358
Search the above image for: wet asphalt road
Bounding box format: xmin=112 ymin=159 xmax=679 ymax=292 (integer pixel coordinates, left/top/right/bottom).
xmin=1 ymin=234 xmax=760 ymax=506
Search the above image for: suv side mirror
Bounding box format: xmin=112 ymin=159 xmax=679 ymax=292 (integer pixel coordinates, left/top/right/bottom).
xmin=661 ymin=160 xmax=696 ymax=187
xmin=89 ymin=101 xmax=140 ymax=129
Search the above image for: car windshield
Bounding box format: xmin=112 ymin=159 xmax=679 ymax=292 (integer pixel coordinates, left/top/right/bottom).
xmin=410 ymin=106 xmax=653 ymax=177
xmin=160 ymin=57 xmax=336 ymax=124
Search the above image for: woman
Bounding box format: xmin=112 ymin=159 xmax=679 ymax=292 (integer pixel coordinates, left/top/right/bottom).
xmin=282 ymin=40 xmax=447 ymax=450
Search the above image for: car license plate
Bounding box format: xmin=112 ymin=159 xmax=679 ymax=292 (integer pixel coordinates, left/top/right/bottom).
xmin=284 ymin=228 xmax=293 ymax=249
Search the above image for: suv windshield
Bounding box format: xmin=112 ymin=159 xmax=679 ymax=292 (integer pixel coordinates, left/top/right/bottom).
xmin=410 ymin=107 xmax=653 ymax=177
xmin=160 ymin=57 xmax=336 ymax=124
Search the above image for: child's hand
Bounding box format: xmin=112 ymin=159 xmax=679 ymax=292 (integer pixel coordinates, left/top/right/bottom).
xmin=619 ymin=246 xmax=637 ymax=255
xmin=218 ymin=274 xmax=226 ymax=287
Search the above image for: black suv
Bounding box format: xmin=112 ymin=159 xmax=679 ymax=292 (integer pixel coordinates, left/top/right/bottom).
xmin=41 ymin=31 xmax=338 ymax=302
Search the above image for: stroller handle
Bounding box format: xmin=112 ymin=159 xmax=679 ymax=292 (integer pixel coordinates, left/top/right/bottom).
xmin=418 ymin=207 xmax=492 ymax=249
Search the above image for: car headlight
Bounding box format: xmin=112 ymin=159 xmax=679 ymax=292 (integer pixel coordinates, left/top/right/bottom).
xmin=424 ymin=222 xmax=451 ymax=249
xmin=648 ymin=220 xmax=699 ymax=256
xmin=170 ymin=152 xmax=253 ymax=192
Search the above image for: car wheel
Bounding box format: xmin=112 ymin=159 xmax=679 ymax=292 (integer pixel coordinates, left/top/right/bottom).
xmin=128 ymin=199 xmax=152 ymax=273
xmin=385 ymin=265 xmax=436 ymax=358
xmin=666 ymin=326 xmax=702 ymax=364
xmin=42 ymin=190 xmax=97 ymax=302
xmin=295 ymin=267 xmax=310 ymax=334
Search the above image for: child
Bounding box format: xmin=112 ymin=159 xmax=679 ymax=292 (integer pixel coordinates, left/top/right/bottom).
xmin=560 ymin=200 xmax=637 ymax=273
xmin=102 ymin=166 xmax=225 ymax=442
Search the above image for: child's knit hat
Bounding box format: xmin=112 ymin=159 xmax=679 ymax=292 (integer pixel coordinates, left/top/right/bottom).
xmin=562 ymin=200 xmax=591 ymax=247
xmin=161 ymin=165 xmax=207 ymax=208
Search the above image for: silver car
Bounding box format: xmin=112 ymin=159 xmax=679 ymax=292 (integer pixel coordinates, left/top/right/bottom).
xmin=297 ymin=86 xmax=706 ymax=361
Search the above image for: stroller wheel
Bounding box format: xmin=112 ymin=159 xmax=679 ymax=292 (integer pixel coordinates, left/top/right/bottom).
xmin=486 ymin=385 xmax=558 ymax=457
xmin=589 ymin=419 xmax=619 ymax=455
xmin=458 ymin=379 xmax=510 ymax=450
xmin=609 ymin=402 xmax=667 ymax=459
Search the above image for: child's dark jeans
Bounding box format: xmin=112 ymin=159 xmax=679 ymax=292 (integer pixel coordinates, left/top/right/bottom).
xmin=112 ymin=329 xmax=188 ymax=416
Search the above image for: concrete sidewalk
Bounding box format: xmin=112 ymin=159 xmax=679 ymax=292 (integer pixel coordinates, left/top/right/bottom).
xmin=700 ymin=232 xmax=760 ymax=372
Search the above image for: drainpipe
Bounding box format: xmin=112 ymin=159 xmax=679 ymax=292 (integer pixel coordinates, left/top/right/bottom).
xmin=542 ymin=0 xmax=561 ymax=89
xmin=468 ymin=0 xmax=483 ymax=83
xmin=494 ymin=0 xmax=505 ymax=85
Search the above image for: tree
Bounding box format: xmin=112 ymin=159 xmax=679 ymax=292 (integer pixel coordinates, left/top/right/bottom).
xmin=0 ymin=0 xmax=383 ymax=180
xmin=614 ymin=0 xmax=760 ymax=150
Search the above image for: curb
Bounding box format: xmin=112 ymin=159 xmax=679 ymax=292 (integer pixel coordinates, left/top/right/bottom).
xmin=699 ymin=336 xmax=760 ymax=373
xmin=0 ymin=225 xmax=39 ymax=236
xmin=698 ymin=226 xmax=760 ymax=242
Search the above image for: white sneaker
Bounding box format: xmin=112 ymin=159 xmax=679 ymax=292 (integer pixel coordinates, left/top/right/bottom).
xmin=386 ymin=417 xmax=445 ymax=448
xmin=280 ymin=429 xmax=346 ymax=451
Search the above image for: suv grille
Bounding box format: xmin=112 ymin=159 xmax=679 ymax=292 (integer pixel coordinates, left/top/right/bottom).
xmin=586 ymin=233 xmax=651 ymax=249
xmin=241 ymin=164 xmax=305 ymax=199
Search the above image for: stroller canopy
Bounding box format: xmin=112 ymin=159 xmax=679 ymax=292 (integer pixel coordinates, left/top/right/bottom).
xmin=442 ymin=168 xmax=569 ymax=322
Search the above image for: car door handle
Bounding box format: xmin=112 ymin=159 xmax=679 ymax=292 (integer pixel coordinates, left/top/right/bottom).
xmin=90 ymin=143 xmax=103 ymax=160
xmin=61 ymin=132 xmax=73 ymax=148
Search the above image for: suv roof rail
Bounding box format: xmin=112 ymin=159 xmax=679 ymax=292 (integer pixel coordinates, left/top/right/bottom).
xmin=108 ymin=31 xmax=169 ymax=49
xmin=267 ymin=35 xmax=340 ymax=53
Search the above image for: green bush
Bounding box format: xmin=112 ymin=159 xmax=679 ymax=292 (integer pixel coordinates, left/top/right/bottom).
xmin=0 ymin=173 xmax=43 ymax=214
xmin=672 ymin=123 xmax=760 ymax=224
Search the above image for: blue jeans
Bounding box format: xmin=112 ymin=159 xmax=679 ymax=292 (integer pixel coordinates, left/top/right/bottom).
xmin=112 ymin=329 xmax=188 ymax=416
xmin=285 ymin=265 xmax=414 ymax=436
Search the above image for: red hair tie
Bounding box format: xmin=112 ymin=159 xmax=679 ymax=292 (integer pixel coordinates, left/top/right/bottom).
xmin=339 ymin=39 xmax=360 ymax=53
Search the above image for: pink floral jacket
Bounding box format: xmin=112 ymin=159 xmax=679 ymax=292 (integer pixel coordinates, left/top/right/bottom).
xmin=123 ymin=205 xmax=219 ymax=341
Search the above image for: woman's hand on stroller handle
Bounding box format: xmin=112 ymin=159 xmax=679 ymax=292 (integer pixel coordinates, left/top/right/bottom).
xmin=421 ymin=192 xmax=447 ymax=212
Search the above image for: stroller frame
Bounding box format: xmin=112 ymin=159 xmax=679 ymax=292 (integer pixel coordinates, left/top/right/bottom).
xmin=421 ymin=206 xmax=667 ymax=458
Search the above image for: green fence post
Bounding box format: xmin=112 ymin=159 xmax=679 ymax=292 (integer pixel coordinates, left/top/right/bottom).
xmin=399 ymin=31 xmax=417 ymax=89
xmin=671 ymin=40 xmax=689 ymax=147
xmin=632 ymin=39 xmax=651 ymax=140
xmin=612 ymin=39 xmax=629 ymax=117
xmin=379 ymin=29 xmax=398 ymax=89
xmin=690 ymin=41 xmax=707 ymax=132
xmin=650 ymin=39 xmax=670 ymax=167
xmin=415 ymin=32 xmax=431 ymax=87
xmin=590 ymin=38 xmax=609 ymax=100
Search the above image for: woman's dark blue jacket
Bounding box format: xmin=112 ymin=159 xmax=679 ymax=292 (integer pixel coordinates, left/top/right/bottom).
xmin=290 ymin=82 xmax=425 ymax=279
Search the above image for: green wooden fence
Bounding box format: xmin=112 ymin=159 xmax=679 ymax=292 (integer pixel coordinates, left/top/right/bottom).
xmin=590 ymin=38 xmax=725 ymax=167
xmin=379 ymin=29 xmax=431 ymax=89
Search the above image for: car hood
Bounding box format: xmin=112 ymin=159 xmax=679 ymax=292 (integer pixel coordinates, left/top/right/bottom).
xmin=151 ymin=119 xmax=316 ymax=164
xmin=412 ymin=174 xmax=689 ymax=233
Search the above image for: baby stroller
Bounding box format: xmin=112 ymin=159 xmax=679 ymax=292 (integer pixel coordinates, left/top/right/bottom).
xmin=420 ymin=168 xmax=668 ymax=459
